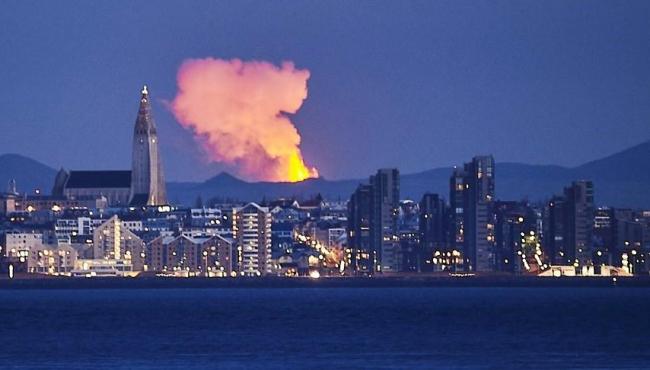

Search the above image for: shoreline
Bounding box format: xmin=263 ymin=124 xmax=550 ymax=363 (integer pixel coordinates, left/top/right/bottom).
xmin=1 ymin=274 xmax=650 ymax=289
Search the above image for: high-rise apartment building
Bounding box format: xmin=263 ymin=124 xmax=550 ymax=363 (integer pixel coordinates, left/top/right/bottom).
xmin=543 ymin=180 xmax=594 ymax=268
xmin=449 ymin=156 xmax=495 ymax=272
xmin=370 ymin=169 xmax=400 ymax=273
xmin=346 ymin=169 xmax=400 ymax=274
xmin=233 ymin=203 xmax=272 ymax=276
xmin=419 ymin=193 xmax=450 ymax=270
xmin=347 ymin=184 xmax=374 ymax=274
xmin=564 ymin=180 xmax=594 ymax=266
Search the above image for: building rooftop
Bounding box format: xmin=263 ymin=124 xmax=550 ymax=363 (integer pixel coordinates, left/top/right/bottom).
xmin=66 ymin=171 xmax=131 ymax=189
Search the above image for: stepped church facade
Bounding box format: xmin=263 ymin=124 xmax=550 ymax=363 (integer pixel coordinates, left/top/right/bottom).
xmin=52 ymin=86 xmax=167 ymax=207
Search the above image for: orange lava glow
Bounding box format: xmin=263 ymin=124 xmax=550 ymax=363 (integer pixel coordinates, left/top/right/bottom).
xmin=171 ymin=58 xmax=319 ymax=182
xmin=287 ymin=152 xmax=319 ymax=182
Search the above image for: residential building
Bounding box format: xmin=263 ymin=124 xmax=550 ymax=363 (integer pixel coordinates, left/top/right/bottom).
xmin=419 ymin=193 xmax=449 ymax=270
xmin=92 ymin=215 xmax=145 ymax=271
xmin=148 ymin=234 xmax=232 ymax=276
xmin=543 ymin=181 xmax=595 ymax=269
xmin=233 ymin=203 xmax=272 ymax=276
xmin=450 ymin=156 xmax=496 ymax=272
xmin=347 ymin=184 xmax=373 ymax=274
xmin=370 ymin=168 xmax=401 ymax=273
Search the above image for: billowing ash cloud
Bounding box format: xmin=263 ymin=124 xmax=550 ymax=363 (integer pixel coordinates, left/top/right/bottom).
xmin=170 ymin=58 xmax=319 ymax=182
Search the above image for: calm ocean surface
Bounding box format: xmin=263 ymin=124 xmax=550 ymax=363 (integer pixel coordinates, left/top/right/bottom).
xmin=0 ymin=287 xmax=648 ymax=369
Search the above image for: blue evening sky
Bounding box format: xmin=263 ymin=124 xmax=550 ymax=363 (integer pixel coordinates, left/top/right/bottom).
xmin=1 ymin=0 xmax=649 ymax=181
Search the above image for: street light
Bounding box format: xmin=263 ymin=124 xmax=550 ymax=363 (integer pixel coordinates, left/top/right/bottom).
xmin=203 ymin=250 xmax=208 ymax=277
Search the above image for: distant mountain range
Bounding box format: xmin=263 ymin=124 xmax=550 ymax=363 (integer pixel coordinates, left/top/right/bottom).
xmin=0 ymin=154 xmax=58 ymax=195
xmin=1 ymin=140 xmax=649 ymax=208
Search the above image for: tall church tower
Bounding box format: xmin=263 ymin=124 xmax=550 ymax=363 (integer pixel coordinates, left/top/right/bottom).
xmin=130 ymin=85 xmax=167 ymax=206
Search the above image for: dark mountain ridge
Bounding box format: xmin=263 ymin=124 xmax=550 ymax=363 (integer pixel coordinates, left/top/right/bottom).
xmin=1 ymin=140 xmax=648 ymax=208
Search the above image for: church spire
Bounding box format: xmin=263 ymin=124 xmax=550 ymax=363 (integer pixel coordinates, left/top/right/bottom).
xmin=130 ymin=85 xmax=167 ymax=206
xmin=135 ymin=84 xmax=156 ymax=135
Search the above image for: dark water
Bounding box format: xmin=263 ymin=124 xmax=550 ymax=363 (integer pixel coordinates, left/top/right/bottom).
xmin=0 ymin=287 xmax=649 ymax=369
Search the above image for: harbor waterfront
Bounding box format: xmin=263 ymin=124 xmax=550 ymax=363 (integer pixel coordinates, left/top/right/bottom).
xmin=0 ymin=85 xmax=648 ymax=280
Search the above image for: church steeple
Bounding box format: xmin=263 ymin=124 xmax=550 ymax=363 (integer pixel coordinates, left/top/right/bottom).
xmin=134 ymin=85 xmax=156 ymax=136
xmin=129 ymin=85 xmax=167 ymax=206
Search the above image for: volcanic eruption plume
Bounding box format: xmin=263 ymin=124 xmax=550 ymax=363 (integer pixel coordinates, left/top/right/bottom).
xmin=170 ymin=58 xmax=319 ymax=182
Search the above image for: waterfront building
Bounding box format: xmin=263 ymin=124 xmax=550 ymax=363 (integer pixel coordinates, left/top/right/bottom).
xmin=399 ymin=229 xmax=420 ymax=272
xmin=543 ymin=181 xmax=594 ymax=269
xmin=419 ymin=193 xmax=450 ymax=271
xmin=2 ymin=231 xmax=43 ymax=259
xmin=565 ymin=180 xmax=594 ymax=266
xmin=449 ymin=168 xmax=466 ymax=264
xmin=397 ymin=200 xmax=419 ymax=272
xmin=347 ymin=184 xmax=373 ymax=274
xmin=610 ymin=208 xmax=645 ymax=273
xmin=92 ymin=215 xmax=145 ymax=271
xmin=345 ymin=169 xmax=401 ymax=274
xmin=370 ymin=168 xmax=401 ymax=273
xmin=493 ymin=201 xmax=538 ymax=273
xmin=543 ymin=195 xmax=567 ymax=265
xmin=593 ymin=207 xmax=614 ymax=265
xmin=71 ymin=259 xmax=139 ymax=277
xmin=233 ymin=203 xmax=272 ymax=276
xmin=148 ymin=234 xmax=232 ymax=276
xmin=449 ymin=156 xmax=496 ymax=272
xmin=28 ymin=243 xmax=77 ymax=274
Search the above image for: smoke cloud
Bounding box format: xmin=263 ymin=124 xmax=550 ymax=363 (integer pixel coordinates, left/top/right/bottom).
xmin=170 ymin=58 xmax=319 ymax=182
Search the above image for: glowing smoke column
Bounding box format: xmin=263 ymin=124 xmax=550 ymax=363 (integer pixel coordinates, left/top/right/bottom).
xmin=171 ymin=58 xmax=319 ymax=182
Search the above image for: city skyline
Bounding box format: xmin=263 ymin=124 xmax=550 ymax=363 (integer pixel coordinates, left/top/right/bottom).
xmin=3 ymin=2 xmax=650 ymax=369
xmin=2 ymin=99 xmax=644 ymax=278
xmin=1 ymin=1 xmax=650 ymax=181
